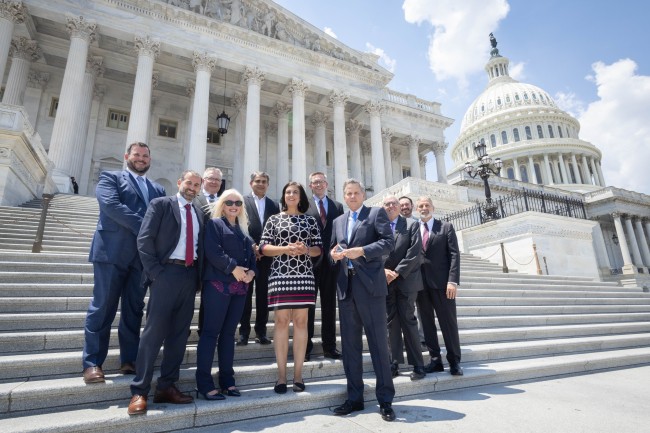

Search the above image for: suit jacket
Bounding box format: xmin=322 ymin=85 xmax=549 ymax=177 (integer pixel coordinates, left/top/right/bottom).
xmin=305 ymin=195 xmax=344 ymax=267
xmin=244 ymin=193 xmax=280 ymax=244
xmin=384 ymin=216 xmax=423 ymax=294
xmin=137 ymin=195 xmax=204 ymax=290
xmin=331 ymin=205 xmax=394 ymax=300
xmin=420 ymin=218 xmax=460 ymax=291
xmin=89 ymin=170 xmax=165 ymax=266
xmin=203 ymin=217 xmax=258 ymax=283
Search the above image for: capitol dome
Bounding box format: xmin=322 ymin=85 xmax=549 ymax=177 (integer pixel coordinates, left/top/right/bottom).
xmin=449 ymin=37 xmax=606 ymax=193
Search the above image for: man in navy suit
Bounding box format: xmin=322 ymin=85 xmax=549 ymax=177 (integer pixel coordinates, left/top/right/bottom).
xmin=127 ymin=170 xmax=204 ymax=415
xmin=305 ymin=171 xmax=344 ymax=360
xmin=330 ymin=179 xmax=396 ymax=422
xmin=193 ymin=167 xmax=224 ymax=217
xmin=416 ymin=196 xmax=463 ymax=376
xmin=237 ymin=171 xmax=280 ymax=345
xmin=82 ymin=142 xmax=165 ymax=384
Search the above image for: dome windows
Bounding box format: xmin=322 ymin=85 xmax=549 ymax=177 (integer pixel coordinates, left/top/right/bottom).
xmin=490 ymin=134 xmax=497 ymax=147
xmin=548 ymin=125 xmax=554 ymax=138
xmin=506 ymin=95 xmax=511 ymax=103
xmin=515 ymin=93 xmax=520 ymax=101
xmin=523 ymin=92 xmax=529 ymax=100
xmin=558 ymin=125 xmax=563 ymax=138
xmin=513 ymin=128 xmax=520 ymax=142
xmin=525 ymin=126 xmax=532 ymax=140
xmin=501 ymin=131 xmax=508 ymax=144
xmin=497 ymin=97 xmax=502 ymax=106
xmin=537 ymin=125 xmax=544 ymax=138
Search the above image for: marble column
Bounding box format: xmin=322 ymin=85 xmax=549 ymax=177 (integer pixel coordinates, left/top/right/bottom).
xmin=125 ymin=34 xmax=159 ymax=148
xmin=612 ymin=212 xmax=635 ymax=274
xmin=569 ymin=153 xmax=582 ymax=184
xmin=330 ymin=90 xmax=349 ymax=202
xmin=187 ymin=52 xmax=216 ymax=172
xmin=558 ymin=153 xmax=569 ymax=184
xmin=69 ymin=56 xmax=104 ymax=180
xmin=419 ymin=155 xmax=426 ymax=180
xmin=543 ymin=153 xmax=554 ymax=185
xmin=432 ymin=141 xmax=447 ymax=182
xmin=624 ymin=215 xmax=645 ymax=271
xmin=48 ymin=15 xmax=96 ymax=190
xmin=581 ymin=155 xmax=591 ymax=185
xmin=634 ymin=217 xmax=650 ymax=267
xmin=381 ymin=128 xmax=394 ymax=187
xmin=360 ymin=140 xmax=372 ymax=187
xmin=231 ymin=91 xmax=246 ymax=192
xmin=311 ymin=110 xmax=328 ymax=175
xmin=528 ymin=156 xmax=537 ymax=184
xmin=264 ymin=121 xmax=277 ymax=193
xmin=242 ymin=67 xmax=265 ymax=186
xmin=183 ymin=79 xmax=195 ymax=167
xmin=391 ymin=148 xmax=402 ymax=181
xmin=596 ymin=160 xmax=606 ymax=187
xmin=2 ymin=36 xmax=40 ymax=105
xmin=80 ymin=84 xmax=105 ymax=194
xmin=589 ymin=158 xmax=600 ymax=186
xmin=364 ymin=101 xmax=386 ymax=192
xmin=513 ymin=157 xmax=521 ymax=181
xmin=289 ymin=78 xmax=308 ymax=185
xmin=406 ymin=135 xmax=421 ymax=179
xmin=274 ymin=101 xmax=291 ymax=194
xmin=347 ymin=120 xmax=362 ymax=181
xmin=0 ymin=1 xmax=25 ymax=87
xmin=23 ymin=71 xmax=48 ymax=126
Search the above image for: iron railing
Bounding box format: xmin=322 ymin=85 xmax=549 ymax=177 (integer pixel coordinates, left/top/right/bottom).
xmin=443 ymin=189 xmax=587 ymax=231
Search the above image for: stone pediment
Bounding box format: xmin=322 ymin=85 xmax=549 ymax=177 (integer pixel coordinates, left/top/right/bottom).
xmin=157 ymin=0 xmax=383 ymax=73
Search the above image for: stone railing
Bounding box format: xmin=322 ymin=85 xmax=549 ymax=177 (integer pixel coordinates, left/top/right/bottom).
xmin=381 ymin=88 xmax=441 ymax=115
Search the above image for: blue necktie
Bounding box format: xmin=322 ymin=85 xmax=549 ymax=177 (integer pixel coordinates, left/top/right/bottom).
xmin=137 ymin=176 xmax=149 ymax=203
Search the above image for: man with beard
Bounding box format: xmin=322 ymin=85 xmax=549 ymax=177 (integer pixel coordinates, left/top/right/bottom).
xmin=82 ymin=142 xmax=166 ymax=383
xmin=128 ymin=170 xmax=204 ymax=415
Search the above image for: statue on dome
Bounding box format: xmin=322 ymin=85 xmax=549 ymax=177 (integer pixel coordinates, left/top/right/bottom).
xmin=489 ymin=32 xmax=500 ymax=57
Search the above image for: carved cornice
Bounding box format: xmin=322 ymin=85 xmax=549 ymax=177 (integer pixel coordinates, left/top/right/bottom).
xmin=406 ymin=135 xmax=420 ymax=150
xmin=273 ymin=101 xmax=290 ymax=118
xmin=381 ymin=128 xmax=393 ymax=143
xmin=242 ymin=66 xmax=265 ymax=86
xmin=9 ymin=37 xmax=41 ymax=61
xmin=432 ymin=141 xmax=448 ymax=156
xmin=288 ymin=77 xmax=308 ymax=97
xmin=364 ymin=100 xmax=384 ymax=117
xmin=232 ymin=91 xmax=247 ymax=110
xmin=66 ymin=15 xmax=97 ymax=44
xmin=192 ymin=51 xmax=217 ymax=73
xmin=85 ymin=56 xmax=105 ymax=78
xmin=329 ymin=89 xmax=349 ymax=107
xmin=0 ymin=1 xmax=26 ymax=24
xmin=133 ymin=34 xmax=160 ymax=59
xmin=310 ymin=110 xmax=328 ymax=128
xmin=611 ymin=212 xmax=622 ymax=220
xmin=347 ymin=119 xmax=363 ymax=135
xmin=26 ymin=71 xmax=49 ymax=89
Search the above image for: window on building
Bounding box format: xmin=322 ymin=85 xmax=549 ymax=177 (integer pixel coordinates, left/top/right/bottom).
xmin=558 ymin=126 xmax=563 ymax=138
xmin=537 ymin=125 xmax=544 ymax=139
xmin=515 ymin=93 xmax=520 ymax=101
xmin=534 ymin=163 xmax=542 ymax=183
xmin=523 ymin=92 xmax=529 ymax=100
xmin=506 ymin=95 xmax=511 ymax=103
xmin=325 ymin=150 xmax=330 ymax=165
xmin=548 ymin=125 xmax=554 ymax=138
xmin=497 ymin=97 xmax=502 ymax=106
xmin=525 ymin=126 xmax=532 ymax=140
xmin=507 ymin=167 xmax=515 ymax=179
xmin=520 ymin=165 xmax=529 ymax=183
xmin=402 ymin=167 xmax=411 ymax=178
xmin=513 ymin=128 xmax=520 ymax=142
xmin=107 ymin=109 xmax=129 ymax=130
xmin=501 ymin=131 xmax=508 ymax=144
xmin=490 ymin=134 xmax=497 ymax=147
xmin=158 ymin=119 xmax=177 ymax=139
xmin=532 ymin=93 xmax=537 ymax=101
xmin=206 ymin=127 xmax=221 ymax=145
xmin=566 ymin=126 xmax=570 ymax=138
xmin=49 ymin=97 xmax=59 ymax=118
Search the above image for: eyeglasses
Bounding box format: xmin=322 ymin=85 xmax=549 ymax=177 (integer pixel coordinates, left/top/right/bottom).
xmin=383 ymin=202 xmax=399 ymax=207
xmin=224 ymin=200 xmax=243 ymax=207
xmin=310 ymin=180 xmax=326 ymax=185
xmin=205 ymin=177 xmax=222 ymax=182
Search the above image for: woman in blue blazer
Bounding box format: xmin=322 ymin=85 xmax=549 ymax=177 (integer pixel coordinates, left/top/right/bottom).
xmin=195 ymin=189 xmax=257 ymax=400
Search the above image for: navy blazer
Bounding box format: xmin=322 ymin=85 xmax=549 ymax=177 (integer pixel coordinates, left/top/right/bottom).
xmin=203 ymin=217 xmax=257 ymax=283
xmin=137 ymin=196 xmax=204 ymax=290
xmin=420 ymin=218 xmax=460 ymax=291
xmin=89 ymin=170 xmax=165 ymax=266
xmin=244 ymin=193 xmax=280 ymax=244
xmin=384 ymin=216 xmax=423 ymax=294
xmin=305 ymin=195 xmax=344 ymax=268
xmin=331 ymin=205 xmax=394 ymax=299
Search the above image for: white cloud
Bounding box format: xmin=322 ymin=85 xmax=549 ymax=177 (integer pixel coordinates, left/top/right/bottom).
xmin=553 ymin=91 xmax=585 ymax=118
xmin=578 ymin=59 xmax=650 ymax=195
xmin=324 ymin=27 xmax=338 ymax=39
xmin=402 ymin=0 xmax=510 ymax=88
xmin=365 ymin=42 xmax=397 ymax=73
xmin=508 ymin=61 xmax=525 ymax=81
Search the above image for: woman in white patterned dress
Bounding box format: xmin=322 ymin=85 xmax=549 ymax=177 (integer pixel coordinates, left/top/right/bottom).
xmin=260 ymin=182 xmax=322 ymax=394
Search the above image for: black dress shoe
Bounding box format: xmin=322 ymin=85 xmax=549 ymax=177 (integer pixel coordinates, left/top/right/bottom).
xmin=222 ymin=387 xmax=241 ymax=397
xmin=450 ymin=363 xmax=464 ymax=376
xmin=236 ymin=335 xmax=249 ymax=346
xmin=424 ymin=358 xmax=444 ymax=373
xmin=274 ymin=382 xmax=287 ymax=394
xmin=256 ymin=335 xmax=272 ymax=345
xmin=410 ymin=366 xmax=426 ymax=381
xmin=119 ymin=362 xmax=136 ymax=375
xmin=323 ymin=348 xmax=341 ymax=360
xmin=304 ymin=352 xmax=311 ymax=362
xmin=333 ymin=400 xmax=364 ymax=415
xmin=390 ymin=362 xmax=399 ymax=378
xmin=379 ymin=402 xmax=396 ymax=421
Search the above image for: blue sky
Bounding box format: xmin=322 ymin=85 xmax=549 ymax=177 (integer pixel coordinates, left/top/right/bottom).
xmin=273 ymin=0 xmax=650 ymax=194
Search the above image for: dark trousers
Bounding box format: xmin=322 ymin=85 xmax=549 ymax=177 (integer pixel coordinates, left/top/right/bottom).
xmin=416 ymin=288 xmax=461 ymax=365
xmin=239 ymin=257 xmax=271 ymax=338
xmin=307 ymin=263 xmax=338 ymax=354
xmin=83 ymin=259 xmax=146 ymax=369
xmin=386 ymin=284 xmax=424 ymax=368
xmin=339 ymin=275 xmax=395 ymax=405
xmin=195 ymin=286 xmax=246 ymax=393
xmin=130 ymin=264 xmax=197 ymax=396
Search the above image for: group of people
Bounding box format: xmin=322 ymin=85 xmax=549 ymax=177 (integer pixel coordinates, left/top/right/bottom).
xmin=80 ymin=141 xmax=462 ymax=423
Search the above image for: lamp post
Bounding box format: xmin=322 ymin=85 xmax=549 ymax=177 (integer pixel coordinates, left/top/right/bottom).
xmin=216 ymin=68 xmax=230 ymax=135
xmin=464 ymin=138 xmax=503 ymax=221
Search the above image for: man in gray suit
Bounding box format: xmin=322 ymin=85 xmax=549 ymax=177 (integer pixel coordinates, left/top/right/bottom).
xmin=381 ymin=196 xmax=425 ymax=381
xmin=193 ymin=167 xmax=223 ymax=216
xmin=330 ymin=179 xmax=396 ymax=422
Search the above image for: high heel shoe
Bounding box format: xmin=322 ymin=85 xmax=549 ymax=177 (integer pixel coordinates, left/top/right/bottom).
xmin=195 ymin=388 xmax=226 ymax=401
xmin=223 ymin=386 xmax=241 ymax=397
xmin=292 ymin=381 xmax=305 ymax=392
xmin=274 ymin=381 xmax=287 ymax=394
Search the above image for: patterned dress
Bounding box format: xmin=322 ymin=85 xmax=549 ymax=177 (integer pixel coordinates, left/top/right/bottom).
xmin=260 ymin=213 xmax=323 ymax=310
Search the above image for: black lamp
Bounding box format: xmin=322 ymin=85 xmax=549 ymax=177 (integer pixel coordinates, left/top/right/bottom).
xmin=464 ymin=138 xmax=503 ymax=221
xmin=216 ymin=68 xmax=230 ymax=135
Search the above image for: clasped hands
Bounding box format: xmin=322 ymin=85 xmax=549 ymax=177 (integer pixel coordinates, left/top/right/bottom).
xmin=232 ymin=265 xmax=254 ymax=283
xmin=286 ymin=241 xmax=309 ymax=256
xmin=330 ymin=244 xmax=365 ymax=262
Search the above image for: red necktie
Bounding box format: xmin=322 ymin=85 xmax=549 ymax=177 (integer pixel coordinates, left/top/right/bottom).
xmin=422 ymin=223 xmax=429 ymax=251
xmin=185 ymin=204 xmax=194 ymax=266
xmin=318 ymin=199 xmax=327 ymax=227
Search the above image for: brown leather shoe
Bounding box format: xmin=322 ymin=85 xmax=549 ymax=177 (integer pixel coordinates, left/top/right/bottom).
xmin=119 ymin=362 xmax=136 ymax=375
xmin=153 ymin=385 xmax=194 ymax=404
xmin=128 ymin=395 xmax=147 ymax=415
xmin=82 ymin=366 xmax=105 ymax=384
